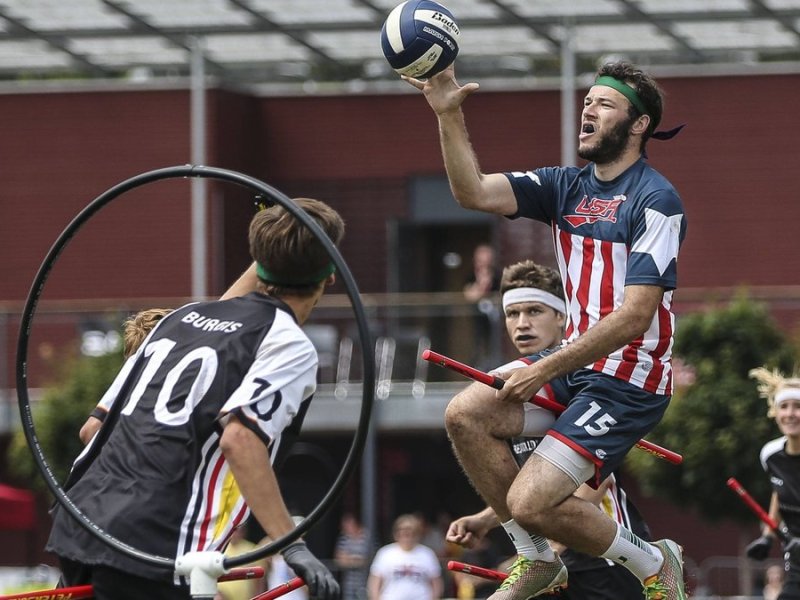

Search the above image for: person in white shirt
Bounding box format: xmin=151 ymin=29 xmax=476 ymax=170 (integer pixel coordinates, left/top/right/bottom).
xmin=367 ymin=514 xmax=442 ymax=600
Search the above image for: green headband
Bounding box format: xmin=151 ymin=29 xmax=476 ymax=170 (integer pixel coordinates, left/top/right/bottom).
xmin=256 ymin=262 xmax=336 ymax=286
xmin=594 ymin=75 xmax=648 ymax=116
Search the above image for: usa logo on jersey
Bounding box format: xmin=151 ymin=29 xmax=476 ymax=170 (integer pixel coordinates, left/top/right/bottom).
xmin=564 ymin=194 xmax=626 ymax=227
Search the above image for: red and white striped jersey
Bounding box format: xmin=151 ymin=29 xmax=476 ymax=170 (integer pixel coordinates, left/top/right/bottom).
xmin=505 ymin=159 xmax=686 ymax=395
xmin=47 ymin=293 xmax=318 ymax=583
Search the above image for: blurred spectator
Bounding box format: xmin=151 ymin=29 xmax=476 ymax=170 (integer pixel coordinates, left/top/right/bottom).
xmin=216 ymin=525 xmax=259 ymax=600
xmin=334 ymin=512 xmax=369 ymax=600
xmin=419 ymin=511 xmax=462 ymax=598
xmin=367 ymin=514 xmax=442 ymax=600
xmin=462 ymin=244 xmax=501 ymax=367
xmin=763 ymin=564 xmax=784 ymax=600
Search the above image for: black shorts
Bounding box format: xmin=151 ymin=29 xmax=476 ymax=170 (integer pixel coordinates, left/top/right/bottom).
xmin=59 ymin=557 xmax=191 ymax=600
xmin=538 ymin=565 xmax=643 ymax=600
xmin=780 ymin=568 xmax=800 ymax=600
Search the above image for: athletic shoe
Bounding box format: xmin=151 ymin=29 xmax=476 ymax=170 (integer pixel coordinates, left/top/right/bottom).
xmin=487 ymin=555 xmax=567 ymax=599
xmin=643 ymin=539 xmax=687 ymax=600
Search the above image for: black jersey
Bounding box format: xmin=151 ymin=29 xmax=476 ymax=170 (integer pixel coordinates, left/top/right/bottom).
xmin=47 ymin=293 xmax=318 ymax=582
xmin=761 ymin=436 xmax=800 ymax=571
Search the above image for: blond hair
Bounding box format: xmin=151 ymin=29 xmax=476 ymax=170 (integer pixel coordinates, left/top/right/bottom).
xmin=749 ymin=367 xmax=800 ymax=417
xmin=123 ymin=308 xmax=172 ymax=358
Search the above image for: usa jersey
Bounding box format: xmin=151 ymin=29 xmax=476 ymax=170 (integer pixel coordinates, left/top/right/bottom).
xmin=505 ymin=159 xmax=686 ymax=394
xmin=761 ymin=437 xmax=800 ymax=570
xmin=47 ymin=293 xmax=318 ymax=582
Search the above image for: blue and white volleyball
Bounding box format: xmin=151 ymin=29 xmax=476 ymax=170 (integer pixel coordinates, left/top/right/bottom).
xmin=380 ymin=0 xmax=460 ymax=79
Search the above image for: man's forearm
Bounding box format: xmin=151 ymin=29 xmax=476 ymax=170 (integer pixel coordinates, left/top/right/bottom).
xmin=220 ymin=418 xmax=296 ymax=541
xmin=534 ymin=284 xmax=663 ymax=383
xmin=438 ymin=110 xmax=485 ymax=209
xmin=220 ymin=263 xmax=259 ymax=300
xmin=535 ymin=306 xmax=648 ymax=382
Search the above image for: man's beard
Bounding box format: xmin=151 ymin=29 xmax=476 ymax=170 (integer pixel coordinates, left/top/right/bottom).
xmin=578 ymin=114 xmax=636 ymax=164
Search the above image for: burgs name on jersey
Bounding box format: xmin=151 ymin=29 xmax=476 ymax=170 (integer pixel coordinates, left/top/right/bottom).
xmin=181 ymin=311 xmax=243 ymax=333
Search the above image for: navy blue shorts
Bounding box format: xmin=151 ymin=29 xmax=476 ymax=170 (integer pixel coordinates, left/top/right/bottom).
xmin=523 ymin=359 xmax=670 ymax=488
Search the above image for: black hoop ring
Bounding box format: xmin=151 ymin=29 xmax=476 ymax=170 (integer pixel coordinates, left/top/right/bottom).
xmin=16 ymin=165 xmax=376 ymax=570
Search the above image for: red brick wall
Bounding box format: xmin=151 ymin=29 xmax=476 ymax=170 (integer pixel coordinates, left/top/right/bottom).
xmin=3 ymin=74 xmax=799 ymax=301
xmin=0 ymin=73 xmax=794 ymax=576
xmin=0 ymin=89 xmax=193 ymax=301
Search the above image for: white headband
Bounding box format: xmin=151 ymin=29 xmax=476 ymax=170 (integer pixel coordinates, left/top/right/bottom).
xmin=502 ymin=287 xmax=566 ymax=315
xmin=775 ymin=388 xmax=800 ymax=406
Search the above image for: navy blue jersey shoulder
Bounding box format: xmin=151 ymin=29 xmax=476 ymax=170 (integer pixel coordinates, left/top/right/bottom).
xmin=504 ymin=159 xmax=686 ymax=244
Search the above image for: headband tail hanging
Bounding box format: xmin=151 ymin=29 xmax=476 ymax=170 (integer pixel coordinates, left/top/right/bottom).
xmin=652 ymin=124 xmax=686 ymax=141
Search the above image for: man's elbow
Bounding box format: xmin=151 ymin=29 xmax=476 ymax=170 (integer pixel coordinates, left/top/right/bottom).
xmin=219 ymin=417 xmax=250 ymax=456
xmin=451 ymin=188 xmax=483 ymax=210
xmin=627 ymin=309 xmax=657 ymax=339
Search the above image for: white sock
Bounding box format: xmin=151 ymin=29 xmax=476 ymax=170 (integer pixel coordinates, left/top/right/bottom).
xmin=600 ymin=523 xmax=663 ymax=582
xmin=501 ymin=519 xmax=555 ymax=562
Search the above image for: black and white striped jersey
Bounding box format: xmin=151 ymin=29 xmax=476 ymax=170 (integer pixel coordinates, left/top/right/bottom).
xmin=47 ymin=292 xmax=318 ymax=582
xmin=761 ymin=436 xmax=800 ymax=569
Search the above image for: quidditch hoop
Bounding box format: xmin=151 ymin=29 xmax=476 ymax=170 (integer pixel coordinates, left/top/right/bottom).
xmin=15 ymin=165 xmax=375 ymax=571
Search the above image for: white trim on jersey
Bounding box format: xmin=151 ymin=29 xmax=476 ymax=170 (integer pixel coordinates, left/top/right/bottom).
xmin=761 ymin=436 xmax=788 ymax=470
xmin=221 ymin=310 xmax=317 ymax=442
xmin=177 ymin=439 xmax=248 ymax=562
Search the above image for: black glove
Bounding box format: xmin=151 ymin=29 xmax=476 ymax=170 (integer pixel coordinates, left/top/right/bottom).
xmin=783 ymin=536 xmax=800 ymax=560
xmin=282 ymin=540 xmax=341 ymax=600
xmin=745 ymin=535 xmax=773 ymax=560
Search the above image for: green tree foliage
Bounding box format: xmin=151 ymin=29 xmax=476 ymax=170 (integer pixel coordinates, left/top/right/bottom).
xmin=626 ymin=294 xmax=797 ymax=523
xmin=8 ymin=350 xmax=123 ymax=494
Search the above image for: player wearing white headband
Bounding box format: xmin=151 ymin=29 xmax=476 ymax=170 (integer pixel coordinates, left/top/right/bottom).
xmin=446 ymin=260 xmax=651 ymax=600
xmin=745 ymin=368 xmax=800 ymax=600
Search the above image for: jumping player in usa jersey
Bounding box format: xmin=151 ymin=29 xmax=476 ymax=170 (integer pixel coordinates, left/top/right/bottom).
xmin=745 ymin=367 xmax=800 ymax=600
xmin=47 ymin=198 xmax=344 ymax=600
xmin=406 ymin=59 xmax=687 ymax=599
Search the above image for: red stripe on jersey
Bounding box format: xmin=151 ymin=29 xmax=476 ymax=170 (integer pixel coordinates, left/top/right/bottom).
xmin=557 ymin=227 xmax=575 ymax=339
xmin=517 ymin=357 xmax=559 ymax=406
xmin=644 ymin=303 xmax=674 ymax=394
xmin=591 ymin=241 xmax=617 ymax=374
xmin=576 ymin=237 xmax=595 ymax=334
xmin=196 ymin=454 xmax=226 ymax=550
xmin=541 ymin=383 xmax=556 ymax=403
xmin=554 ymin=226 xmax=674 ymax=393
xmin=599 ymin=240 xmax=615 ymax=318
xmin=614 ymin=337 xmax=643 ymax=382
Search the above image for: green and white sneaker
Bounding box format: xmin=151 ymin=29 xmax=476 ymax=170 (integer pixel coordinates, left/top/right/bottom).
xmin=643 ymin=539 xmax=687 ymax=600
xmin=487 ymin=555 xmax=567 ymax=600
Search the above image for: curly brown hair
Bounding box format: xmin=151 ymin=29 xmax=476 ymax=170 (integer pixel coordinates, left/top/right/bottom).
xmin=499 ymin=260 xmax=564 ymax=299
